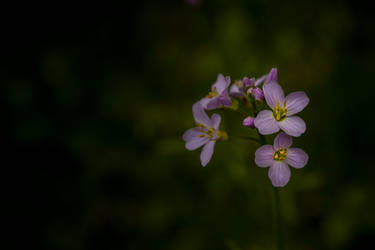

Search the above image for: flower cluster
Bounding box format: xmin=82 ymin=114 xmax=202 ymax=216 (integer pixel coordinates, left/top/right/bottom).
xmin=183 ymin=68 xmax=309 ymax=187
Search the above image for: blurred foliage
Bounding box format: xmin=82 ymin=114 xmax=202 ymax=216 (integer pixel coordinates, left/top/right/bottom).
xmin=4 ymin=1 xmax=375 ymax=250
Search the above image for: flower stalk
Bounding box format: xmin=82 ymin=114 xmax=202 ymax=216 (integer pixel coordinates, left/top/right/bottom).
xmin=273 ymin=187 xmax=284 ymax=250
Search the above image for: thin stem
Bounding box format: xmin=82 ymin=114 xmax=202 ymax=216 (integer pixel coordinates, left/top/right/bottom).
xmin=250 ymin=96 xmax=258 ymax=116
xmin=273 ymin=187 xmax=284 ymax=250
xmin=257 ymin=133 xmax=284 ymax=250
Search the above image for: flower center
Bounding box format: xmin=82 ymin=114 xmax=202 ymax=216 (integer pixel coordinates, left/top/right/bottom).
xmin=197 ymin=124 xmax=216 ymax=139
xmin=273 ymin=148 xmax=288 ymax=161
xmin=206 ymin=87 xmax=218 ymax=98
xmin=234 ymin=80 xmax=243 ymax=88
xmin=196 ymin=124 xmax=227 ymax=141
xmin=273 ymin=101 xmax=287 ymax=121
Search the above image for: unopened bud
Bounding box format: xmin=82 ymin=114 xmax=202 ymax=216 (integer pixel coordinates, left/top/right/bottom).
xmin=243 ymin=116 xmax=255 ymax=128
xmin=248 ymin=87 xmax=264 ymax=101
xmin=243 ymin=77 xmax=255 ymax=88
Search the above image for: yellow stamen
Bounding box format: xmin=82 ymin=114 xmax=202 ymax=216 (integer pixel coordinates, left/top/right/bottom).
xmin=196 ymin=123 xmax=206 ymax=128
xmin=206 ymin=128 xmax=215 ymax=138
xmin=206 ymin=87 xmax=218 ymax=98
xmin=196 ymin=124 xmax=228 ymax=141
xmin=273 ymin=148 xmax=288 ymax=161
xmin=273 ymin=101 xmax=287 ymax=121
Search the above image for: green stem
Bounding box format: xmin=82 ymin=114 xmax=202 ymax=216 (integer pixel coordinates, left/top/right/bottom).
xmin=257 ymin=133 xmax=284 ymax=250
xmin=250 ymin=96 xmax=258 ymax=116
xmin=273 ymin=187 xmax=284 ymax=250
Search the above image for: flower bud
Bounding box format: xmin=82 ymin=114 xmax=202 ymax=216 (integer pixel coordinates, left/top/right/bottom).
xmin=248 ymin=87 xmax=264 ymax=101
xmin=243 ymin=116 xmax=255 ymax=128
xmin=243 ymin=77 xmax=255 ymax=88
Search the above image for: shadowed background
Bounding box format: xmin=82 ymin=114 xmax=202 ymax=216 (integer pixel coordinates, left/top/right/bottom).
xmin=4 ymin=1 xmax=375 ymax=249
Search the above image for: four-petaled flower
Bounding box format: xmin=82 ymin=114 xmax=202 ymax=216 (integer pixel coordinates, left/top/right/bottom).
xmin=201 ymin=74 xmax=232 ymax=110
xmin=254 ymin=81 xmax=309 ymax=137
xmin=255 ymin=132 xmax=308 ymax=187
xmin=183 ymin=102 xmax=226 ymax=166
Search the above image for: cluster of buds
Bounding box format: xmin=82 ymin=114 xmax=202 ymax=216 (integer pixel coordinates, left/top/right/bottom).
xmin=183 ymin=68 xmax=309 ymax=187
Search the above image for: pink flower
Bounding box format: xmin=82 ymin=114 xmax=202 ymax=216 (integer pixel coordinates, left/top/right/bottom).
xmin=254 ymin=81 xmax=309 ymax=137
xmin=200 ymin=74 xmax=232 ymax=110
xmin=255 ymin=133 xmax=308 ymax=187
xmin=183 ymin=102 xmax=226 ymax=166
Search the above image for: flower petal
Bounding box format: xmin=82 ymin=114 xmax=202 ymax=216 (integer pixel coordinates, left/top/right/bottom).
xmin=285 ymin=91 xmax=309 ymax=116
xmin=254 ymin=110 xmax=280 ymax=135
xmin=286 ymin=148 xmax=308 ymax=168
xmin=211 ymin=114 xmax=221 ymax=130
xmin=273 ymin=132 xmax=293 ymax=149
xmin=263 ymin=82 xmax=285 ymax=109
xmin=268 ymin=161 xmax=291 ymax=187
xmin=185 ymin=136 xmax=209 ymax=151
xmin=243 ymin=77 xmax=255 ymax=88
xmin=205 ymin=97 xmax=221 ymax=110
xmin=183 ymin=128 xmax=201 ymax=142
xmin=278 ymin=116 xmax=306 ymax=137
xmin=213 ymin=74 xmax=229 ymax=93
xmin=219 ymin=91 xmax=232 ymax=106
xmin=255 ymin=75 xmax=266 ymax=86
xmin=200 ymin=97 xmax=211 ymax=109
xmin=255 ymin=145 xmax=275 ymax=167
xmin=193 ymin=101 xmax=211 ymax=126
xmin=200 ymin=140 xmax=216 ymax=166
xmin=229 ymin=84 xmax=244 ymax=97
xmin=225 ymin=76 xmax=231 ymax=85
xmin=265 ymin=68 xmax=278 ymax=84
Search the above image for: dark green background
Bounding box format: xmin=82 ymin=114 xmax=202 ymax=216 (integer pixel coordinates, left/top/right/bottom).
xmin=5 ymin=1 xmax=375 ymax=249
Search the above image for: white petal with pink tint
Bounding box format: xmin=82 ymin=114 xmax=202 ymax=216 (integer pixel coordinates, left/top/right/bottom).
xmin=263 ymin=82 xmax=284 ymax=109
xmin=200 ymin=141 xmax=216 ymax=167
xmin=285 ymin=91 xmax=309 ymax=116
xmin=273 ymin=132 xmax=293 ymax=149
xmin=193 ymin=101 xmax=211 ymax=126
xmin=278 ymin=116 xmax=306 ymax=137
xmin=254 ymin=110 xmax=280 ymax=135
xmin=268 ymin=161 xmax=291 ymax=187
xmin=287 ymin=148 xmax=308 ymax=168
xmin=255 ymin=145 xmax=275 ymax=167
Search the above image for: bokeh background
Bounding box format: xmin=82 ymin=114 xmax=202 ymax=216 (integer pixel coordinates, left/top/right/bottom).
xmin=5 ymin=1 xmax=375 ymax=249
